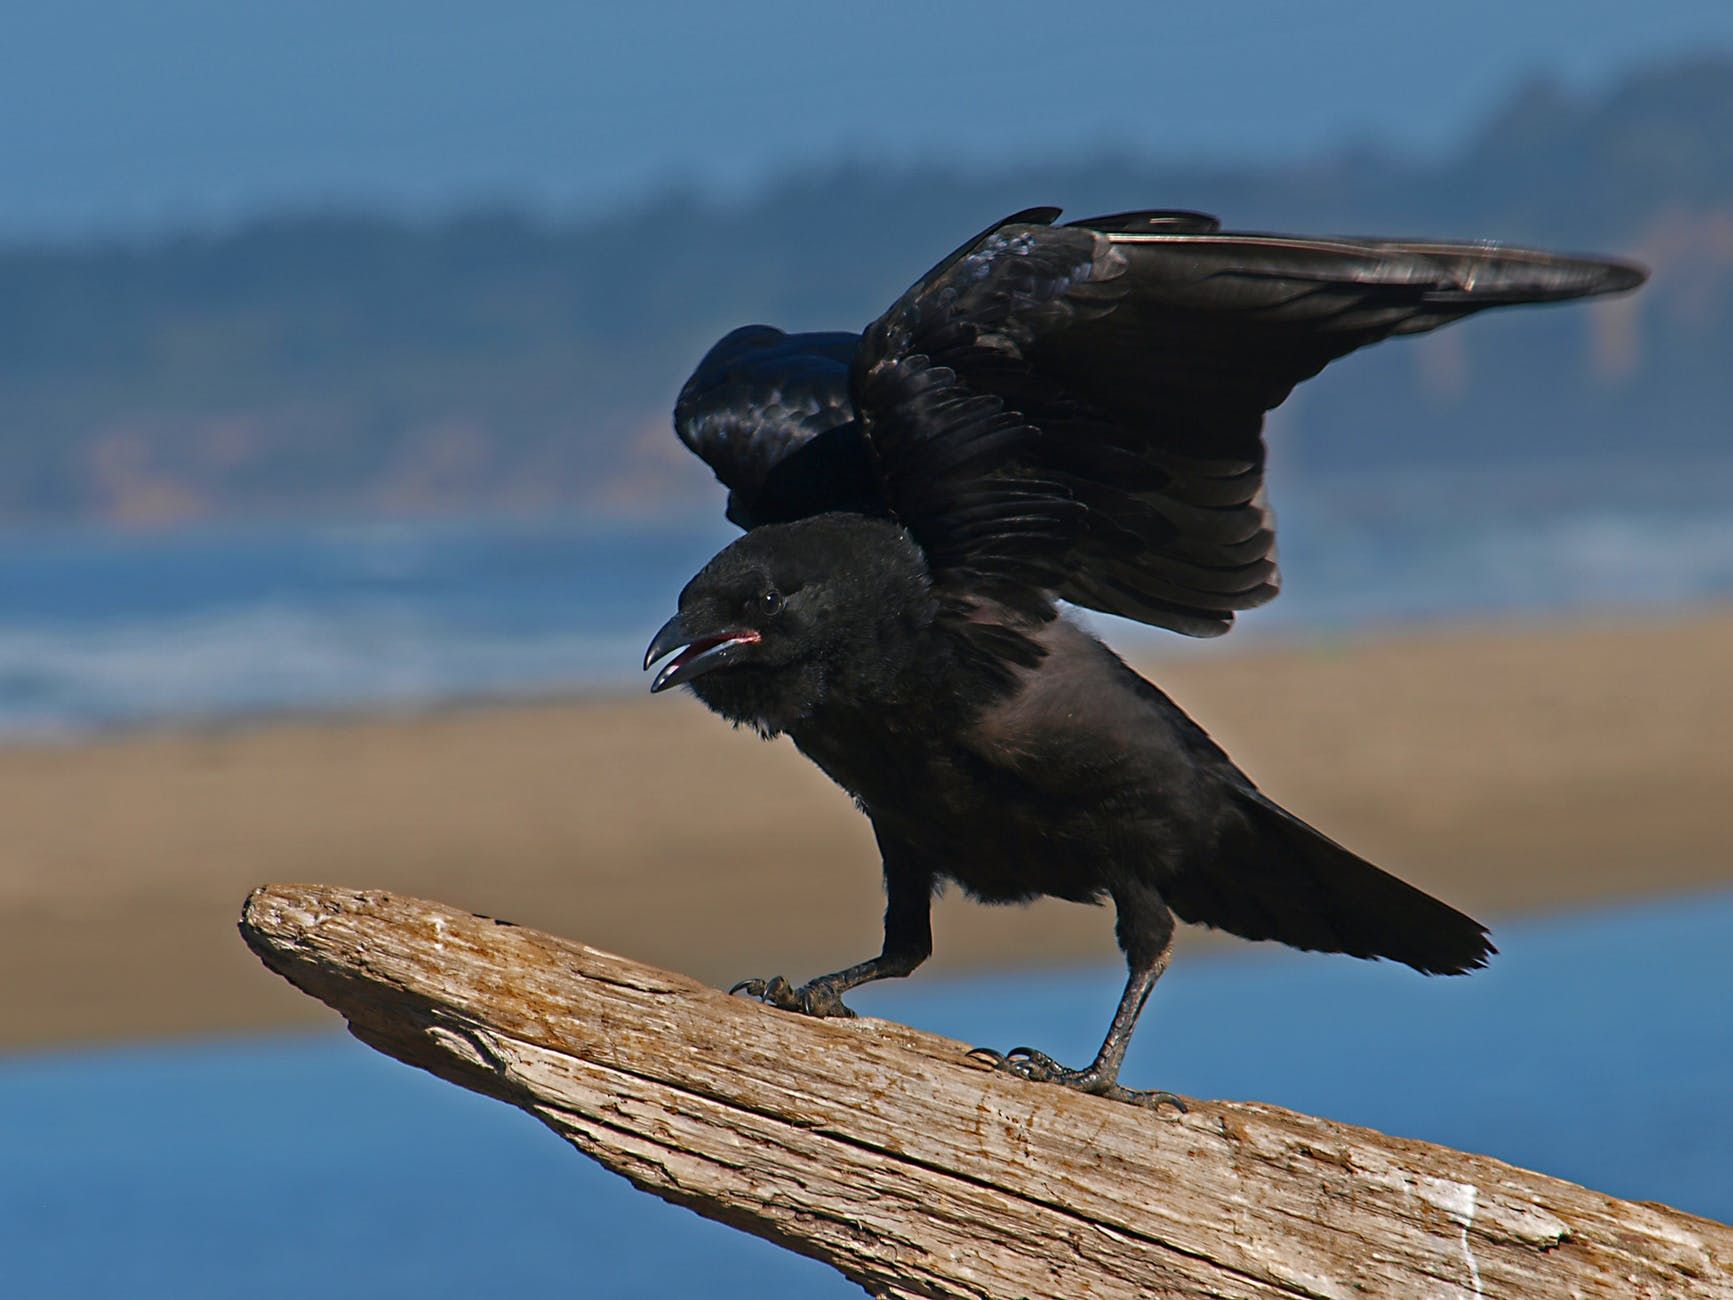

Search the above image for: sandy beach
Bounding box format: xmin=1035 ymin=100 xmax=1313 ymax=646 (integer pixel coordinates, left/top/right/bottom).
xmin=3 ymin=609 xmax=1730 ymax=1053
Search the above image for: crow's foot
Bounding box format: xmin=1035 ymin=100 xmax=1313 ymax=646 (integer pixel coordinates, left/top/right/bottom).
xmin=966 ymin=1046 xmax=1187 ymax=1113
xmin=729 ymin=975 xmax=857 ymax=1019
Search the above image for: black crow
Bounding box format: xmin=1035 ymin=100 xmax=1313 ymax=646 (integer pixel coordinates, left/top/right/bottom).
xmin=644 ymin=208 xmax=1645 ymax=1107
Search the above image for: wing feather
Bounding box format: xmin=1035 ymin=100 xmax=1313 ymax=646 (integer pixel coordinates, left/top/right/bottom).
xmin=672 ymin=326 xmax=871 ymax=527
xmin=671 ymin=208 xmax=1646 ymax=655
xmin=845 ymin=210 xmax=1644 ymax=643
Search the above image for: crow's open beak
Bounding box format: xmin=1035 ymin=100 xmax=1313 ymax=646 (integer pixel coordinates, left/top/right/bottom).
xmin=643 ymin=613 xmax=762 ymax=694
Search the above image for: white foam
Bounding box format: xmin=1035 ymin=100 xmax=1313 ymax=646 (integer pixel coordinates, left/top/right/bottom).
xmin=0 ymin=602 xmax=642 ymax=738
xmin=0 ymin=487 xmax=1727 ymax=739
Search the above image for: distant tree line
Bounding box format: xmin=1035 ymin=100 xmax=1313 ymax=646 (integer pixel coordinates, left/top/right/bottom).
xmin=0 ymin=58 xmax=1729 ymax=526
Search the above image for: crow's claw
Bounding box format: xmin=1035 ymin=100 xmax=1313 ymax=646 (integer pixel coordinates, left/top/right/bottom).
xmin=1004 ymin=1046 xmax=1065 ymax=1080
xmin=1124 ymin=1089 xmax=1189 ymax=1114
xmin=728 ymin=974 xmax=857 ymax=1019
xmin=969 ymin=1044 xmax=1188 ymax=1115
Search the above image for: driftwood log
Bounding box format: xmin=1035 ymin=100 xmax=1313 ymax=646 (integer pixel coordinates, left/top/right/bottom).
xmin=239 ymin=883 xmax=1731 ymax=1299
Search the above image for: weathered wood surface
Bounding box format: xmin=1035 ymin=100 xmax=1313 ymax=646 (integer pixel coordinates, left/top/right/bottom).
xmin=239 ymin=883 xmax=1732 ymax=1300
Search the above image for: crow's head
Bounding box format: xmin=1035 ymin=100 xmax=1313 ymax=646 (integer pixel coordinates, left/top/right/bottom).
xmin=644 ymin=513 xmax=932 ymax=735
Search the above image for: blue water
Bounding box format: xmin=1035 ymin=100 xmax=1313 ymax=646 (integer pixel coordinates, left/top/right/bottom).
xmin=3 ymin=893 xmax=1729 ymax=1298
xmin=0 ymin=461 xmax=1730 ymax=738
xmin=0 ymin=516 xmax=732 ymax=738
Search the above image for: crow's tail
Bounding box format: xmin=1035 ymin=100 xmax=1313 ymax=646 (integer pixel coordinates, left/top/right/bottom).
xmin=1164 ymin=787 xmax=1494 ymax=975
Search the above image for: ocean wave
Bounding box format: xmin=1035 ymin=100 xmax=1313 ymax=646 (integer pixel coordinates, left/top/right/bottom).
xmin=0 ymin=602 xmax=645 ymax=739
xmin=0 ymin=494 xmax=1726 ymax=738
xmin=1259 ymin=508 xmax=1733 ymax=631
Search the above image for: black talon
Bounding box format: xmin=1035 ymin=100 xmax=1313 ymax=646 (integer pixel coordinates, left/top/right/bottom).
xmin=728 ymin=974 xmax=797 ymax=1008
xmin=726 ymin=973 xmax=856 ymax=1018
xmin=1132 ymin=1091 xmax=1189 ymax=1115
xmin=997 ymin=1047 xmax=1061 ymax=1082
xmin=969 ymin=1043 xmax=1188 ymax=1115
xmin=1096 ymin=1084 xmax=1189 ymax=1114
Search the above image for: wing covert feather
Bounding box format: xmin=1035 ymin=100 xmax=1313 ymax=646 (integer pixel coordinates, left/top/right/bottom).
xmin=673 ymin=326 xmax=871 ymax=527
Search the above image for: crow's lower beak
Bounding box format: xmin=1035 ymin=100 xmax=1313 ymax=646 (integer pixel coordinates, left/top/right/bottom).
xmin=643 ymin=613 xmax=762 ymax=694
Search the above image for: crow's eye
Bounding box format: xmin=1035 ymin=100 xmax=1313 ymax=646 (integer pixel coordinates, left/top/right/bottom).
xmin=759 ymin=589 xmax=784 ymax=617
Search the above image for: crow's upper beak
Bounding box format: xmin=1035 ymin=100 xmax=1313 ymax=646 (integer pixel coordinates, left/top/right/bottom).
xmin=643 ymin=613 xmax=762 ymax=694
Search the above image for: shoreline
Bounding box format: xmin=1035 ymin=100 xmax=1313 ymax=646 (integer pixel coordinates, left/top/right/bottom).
xmin=3 ymin=607 xmax=1731 ymax=1053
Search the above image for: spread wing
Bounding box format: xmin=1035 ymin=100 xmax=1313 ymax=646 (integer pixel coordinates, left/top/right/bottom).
xmin=675 ymin=208 xmax=1646 ymax=647
xmin=847 ymin=208 xmax=1646 ymax=645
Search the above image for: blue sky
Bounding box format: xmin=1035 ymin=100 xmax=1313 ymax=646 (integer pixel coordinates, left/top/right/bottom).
xmin=6 ymin=0 xmax=1733 ymax=239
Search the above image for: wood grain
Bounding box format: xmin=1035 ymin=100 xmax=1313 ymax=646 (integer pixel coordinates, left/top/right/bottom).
xmin=240 ymin=883 xmax=1733 ymax=1300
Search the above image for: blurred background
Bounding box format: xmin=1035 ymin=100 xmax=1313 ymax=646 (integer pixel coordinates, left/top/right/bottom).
xmin=2 ymin=3 xmax=1731 ymax=1296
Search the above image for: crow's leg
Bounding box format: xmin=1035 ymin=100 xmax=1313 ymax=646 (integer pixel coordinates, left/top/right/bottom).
xmin=732 ymin=850 xmax=932 ymax=1019
xmin=971 ymin=883 xmax=1186 ymax=1112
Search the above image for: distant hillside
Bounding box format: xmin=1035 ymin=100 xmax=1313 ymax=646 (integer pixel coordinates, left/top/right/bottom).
xmin=2 ymin=58 xmax=1730 ymax=527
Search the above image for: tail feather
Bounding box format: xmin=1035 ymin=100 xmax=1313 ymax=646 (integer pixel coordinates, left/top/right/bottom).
xmin=1164 ymin=788 xmax=1494 ymax=975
